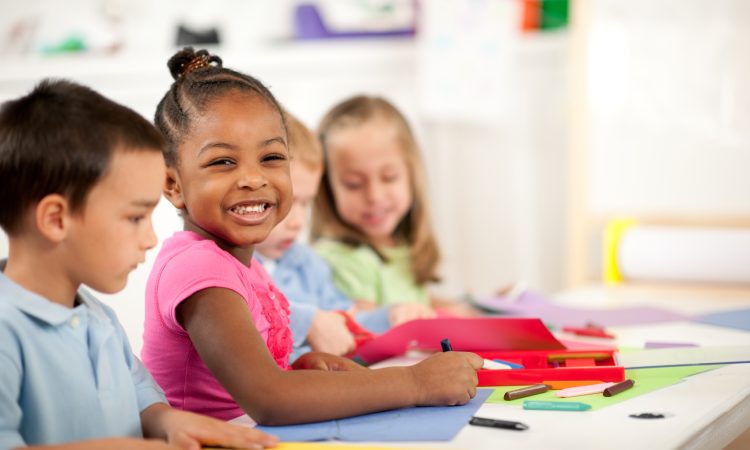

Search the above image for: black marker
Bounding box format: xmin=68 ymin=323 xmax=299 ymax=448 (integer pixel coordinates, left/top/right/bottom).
xmin=469 ymin=416 xmax=528 ymax=431
xmin=440 ymin=338 xmax=453 ymax=352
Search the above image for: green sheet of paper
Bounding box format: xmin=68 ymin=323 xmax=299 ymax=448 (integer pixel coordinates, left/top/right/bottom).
xmin=486 ymin=365 xmax=723 ymax=410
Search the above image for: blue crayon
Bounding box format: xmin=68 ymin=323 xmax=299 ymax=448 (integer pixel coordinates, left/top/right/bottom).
xmin=440 ymin=338 xmax=453 ymax=352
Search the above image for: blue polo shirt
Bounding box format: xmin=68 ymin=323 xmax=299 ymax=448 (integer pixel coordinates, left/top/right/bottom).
xmin=256 ymin=243 xmax=391 ymax=363
xmin=0 ymin=267 xmax=166 ymax=448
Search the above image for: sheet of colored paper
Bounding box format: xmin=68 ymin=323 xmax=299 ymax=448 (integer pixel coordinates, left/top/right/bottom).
xmin=694 ymin=308 xmax=750 ymax=331
xmin=617 ymin=345 xmax=750 ymax=368
xmin=206 ymin=444 xmax=424 ymax=450
xmin=205 ymin=445 xmax=423 ymax=450
xmin=474 ymin=291 xmax=691 ymax=328
xmin=486 ymin=365 xmax=722 ymax=410
xmin=255 ymin=389 xmax=492 ymax=442
xmin=355 ymin=317 xmax=565 ymax=363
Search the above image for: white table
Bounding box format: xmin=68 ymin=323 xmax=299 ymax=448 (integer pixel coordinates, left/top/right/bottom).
xmin=366 ymin=286 xmax=750 ymax=450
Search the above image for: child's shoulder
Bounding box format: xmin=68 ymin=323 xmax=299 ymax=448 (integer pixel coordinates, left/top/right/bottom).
xmin=0 ymin=282 xmax=120 ymax=355
xmin=158 ymin=231 xmax=241 ymax=269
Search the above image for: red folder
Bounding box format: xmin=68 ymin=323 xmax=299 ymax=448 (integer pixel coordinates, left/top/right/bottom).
xmin=354 ymin=317 xmax=624 ymax=386
xmin=355 ymin=317 xmax=565 ymax=363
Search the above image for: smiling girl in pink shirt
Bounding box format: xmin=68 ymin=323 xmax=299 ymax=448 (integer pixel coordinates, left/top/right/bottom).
xmin=140 ymin=48 xmax=482 ymax=426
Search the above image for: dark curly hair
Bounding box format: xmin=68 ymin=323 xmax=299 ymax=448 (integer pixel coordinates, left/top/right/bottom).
xmin=154 ymin=47 xmax=286 ymax=166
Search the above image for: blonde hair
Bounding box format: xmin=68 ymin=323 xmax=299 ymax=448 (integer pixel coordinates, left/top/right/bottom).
xmin=311 ymin=95 xmax=441 ymax=284
xmin=284 ymin=109 xmax=323 ymax=171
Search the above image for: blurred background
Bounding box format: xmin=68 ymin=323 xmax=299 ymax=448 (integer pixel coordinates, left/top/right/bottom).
xmin=1 ymin=0 xmax=749 ymax=352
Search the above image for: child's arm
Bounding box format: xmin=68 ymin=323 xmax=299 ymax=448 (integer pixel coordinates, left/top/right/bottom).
xmin=292 ymin=351 xmax=368 ymax=371
xmin=178 ymin=287 xmax=483 ymax=425
xmin=139 ymin=403 xmax=277 ymax=449
xmin=10 ymin=407 xmax=277 ymax=450
xmin=20 ymin=438 xmax=177 ymax=449
xmin=388 ymin=303 xmax=437 ymax=326
xmin=429 ymin=296 xmax=484 ymax=318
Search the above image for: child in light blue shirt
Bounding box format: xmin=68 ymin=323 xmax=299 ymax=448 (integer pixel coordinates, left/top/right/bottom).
xmin=255 ymin=112 xmax=392 ymax=362
xmin=0 ymin=80 xmax=276 ymax=449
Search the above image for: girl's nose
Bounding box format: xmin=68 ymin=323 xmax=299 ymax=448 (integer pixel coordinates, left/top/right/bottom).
xmin=237 ymin=167 xmax=267 ymax=190
xmin=365 ymin=182 xmax=384 ymax=203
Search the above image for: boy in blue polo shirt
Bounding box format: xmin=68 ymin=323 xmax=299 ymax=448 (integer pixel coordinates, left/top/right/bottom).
xmin=0 ymin=80 xmax=277 ymax=449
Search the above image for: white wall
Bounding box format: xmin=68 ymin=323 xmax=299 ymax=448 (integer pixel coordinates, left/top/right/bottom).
xmin=0 ymin=0 xmax=569 ymax=353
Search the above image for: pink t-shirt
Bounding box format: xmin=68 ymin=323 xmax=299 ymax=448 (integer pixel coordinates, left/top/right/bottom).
xmin=142 ymin=231 xmax=292 ymax=420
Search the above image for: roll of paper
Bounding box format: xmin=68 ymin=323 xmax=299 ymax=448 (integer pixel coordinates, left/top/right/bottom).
xmin=617 ymin=226 xmax=750 ymax=284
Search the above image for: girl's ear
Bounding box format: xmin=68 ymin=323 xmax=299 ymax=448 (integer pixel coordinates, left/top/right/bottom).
xmin=163 ymin=166 xmax=186 ymax=209
xmin=35 ymin=194 xmax=70 ymax=243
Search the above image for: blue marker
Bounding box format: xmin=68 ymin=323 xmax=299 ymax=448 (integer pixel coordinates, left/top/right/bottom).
xmin=441 ymin=338 xmax=453 ymax=352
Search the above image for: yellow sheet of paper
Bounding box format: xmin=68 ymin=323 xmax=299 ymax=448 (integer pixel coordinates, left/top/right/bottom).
xmin=206 ymin=443 xmax=448 ymax=450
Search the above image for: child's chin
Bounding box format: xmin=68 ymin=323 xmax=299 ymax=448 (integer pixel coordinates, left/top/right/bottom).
xmin=90 ymin=276 xmax=129 ymax=294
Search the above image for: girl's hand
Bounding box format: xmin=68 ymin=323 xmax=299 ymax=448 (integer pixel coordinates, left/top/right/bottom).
xmin=408 ymin=351 xmax=483 ymax=406
xmin=141 ymin=403 xmax=278 ymax=450
xmin=388 ymin=303 xmax=436 ymax=326
xmin=308 ymin=310 xmax=356 ymax=356
xmin=292 ymin=351 xmax=368 ymax=372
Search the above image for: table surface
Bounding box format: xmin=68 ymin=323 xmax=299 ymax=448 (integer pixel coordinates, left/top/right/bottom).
xmin=364 ymin=285 xmax=750 ymax=450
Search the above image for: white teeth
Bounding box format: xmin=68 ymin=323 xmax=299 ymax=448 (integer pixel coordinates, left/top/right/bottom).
xmin=232 ymin=204 xmax=267 ymax=215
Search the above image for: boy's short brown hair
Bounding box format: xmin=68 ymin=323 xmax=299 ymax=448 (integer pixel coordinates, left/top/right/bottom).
xmin=0 ymin=79 xmax=165 ymax=235
xmin=284 ymin=110 xmax=322 ymax=171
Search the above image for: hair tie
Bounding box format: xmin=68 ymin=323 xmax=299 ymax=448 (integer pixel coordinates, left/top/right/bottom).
xmin=180 ymin=51 xmax=222 ymax=77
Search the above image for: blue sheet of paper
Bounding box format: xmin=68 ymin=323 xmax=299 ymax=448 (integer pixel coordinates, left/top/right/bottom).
xmin=695 ymin=308 xmax=750 ymax=331
xmin=256 ymin=389 xmax=492 ymax=442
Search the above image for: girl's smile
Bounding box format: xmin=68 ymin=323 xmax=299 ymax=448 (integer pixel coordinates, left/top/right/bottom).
xmin=227 ymin=199 xmax=275 ymax=225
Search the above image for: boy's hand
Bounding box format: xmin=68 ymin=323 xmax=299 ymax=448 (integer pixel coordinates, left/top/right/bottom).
xmin=142 ymin=404 xmax=278 ymax=450
xmin=388 ymin=303 xmax=436 ymax=326
xmin=292 ymin=351 xmax=368 ymax=372
xmin=308 ymin=310 xmax=356 ymax=356
xmin=408 ymin=351 xmax=483 ymax=406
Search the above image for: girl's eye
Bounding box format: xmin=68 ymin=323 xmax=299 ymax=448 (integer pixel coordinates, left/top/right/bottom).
xmin=262 ymin=153 xmax=288 ymax=163
xmin=208 ymin=158 xmax=234 ymax=167
xmin=343 ymin=182 xmax=363 ymax=190
xmin=129 ymin=216 xmax=145 ymax=225
xmin=383 ymin=174 xmax=399 ymax=183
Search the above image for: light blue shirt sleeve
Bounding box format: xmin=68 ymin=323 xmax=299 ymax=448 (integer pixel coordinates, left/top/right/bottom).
xmin=288 ymin=302 xmax=318 ymax=348
xmin=0 ymin=327 xmax=24 ymax=450
xmin=104 ymin=299 xmax=166 ymax=413
xmin=354 ymin=308 xmax=392 ymax=334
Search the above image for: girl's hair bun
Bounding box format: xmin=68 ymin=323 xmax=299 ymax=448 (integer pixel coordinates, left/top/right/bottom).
xmin=167 ymin=47 xmax=223 ymax=80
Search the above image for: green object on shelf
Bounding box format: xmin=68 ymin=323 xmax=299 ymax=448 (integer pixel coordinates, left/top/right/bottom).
xmin=41 ymin=36 xmax=87 ymax=55
xmin=541 ymin=0 xmax=569 ymax=30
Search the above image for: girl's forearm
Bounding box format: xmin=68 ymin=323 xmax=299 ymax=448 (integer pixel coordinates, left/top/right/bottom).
xmin=243 ymin=366 xmax=418 ymax=425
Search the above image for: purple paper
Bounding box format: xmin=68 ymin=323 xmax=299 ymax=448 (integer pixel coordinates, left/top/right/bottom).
xmin=644 ymin=341 xmax=699 ymax=349
xmin=474 ymin=291 xmax=692 ymax=328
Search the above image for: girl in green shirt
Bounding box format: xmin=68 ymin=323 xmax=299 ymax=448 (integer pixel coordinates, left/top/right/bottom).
xmin=312 ymin=96 xmax=478 ymax=325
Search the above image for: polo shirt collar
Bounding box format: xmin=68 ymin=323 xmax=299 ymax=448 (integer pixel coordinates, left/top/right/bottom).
xmin=0 ymin=260 xmax=104 ymax=326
